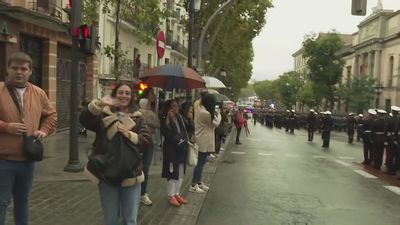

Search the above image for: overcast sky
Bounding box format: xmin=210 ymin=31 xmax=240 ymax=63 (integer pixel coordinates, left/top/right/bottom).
xmin=251 ymin=0 xmax=400 ymax=82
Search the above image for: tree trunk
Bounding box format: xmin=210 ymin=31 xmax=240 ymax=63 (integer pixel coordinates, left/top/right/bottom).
xmin=114 ymin=0 xmax=122 ymax=82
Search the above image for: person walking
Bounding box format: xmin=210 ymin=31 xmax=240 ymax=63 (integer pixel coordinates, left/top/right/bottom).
xmin=80 ymin=83 xmax=151 ymax=225
xmin=138 ymin=98 xmax=160 ymax=206
xmin=234 ymin=108 xmax=244 ymax=144
xmin=0 ymin=52 xmax=58 ymax=225
xmin=190 ymin=93 xmax=221 ymax=193
xmin=347 ymin=113 xmax=357 ymax=144
xmin=160 ymin=100 xmax=189 ymax=207
xmin=356 ymin=114 xmax=364 ymax=142
xmin=321 ymin=111 xmax=333 ymax=148
xmin=307 ymin=109 xmax=316 ymax=141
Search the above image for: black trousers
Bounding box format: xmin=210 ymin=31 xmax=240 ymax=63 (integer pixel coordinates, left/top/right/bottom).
xmin=348 ymin=131 xmax=354 ymax=143
xmin=236 ymin=127 xmax=242 ymax=144
xmin=363 ymin=140 xmax=372 ymax=164
xmin=373 ymin=140 xmax=385 ymax=169
xmin=307 ymin=128 xmax=314 ymax=141
xmin=322 ymin=131 xmax=331 ymax=147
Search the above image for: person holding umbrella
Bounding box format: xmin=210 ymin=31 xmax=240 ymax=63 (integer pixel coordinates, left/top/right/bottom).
xmin=160 ymin=100 xmax=189 ymax=206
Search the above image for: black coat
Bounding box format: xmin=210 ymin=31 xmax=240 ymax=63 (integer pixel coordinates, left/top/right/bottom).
xmin=161 ymin=114 xmax=188 ymax=180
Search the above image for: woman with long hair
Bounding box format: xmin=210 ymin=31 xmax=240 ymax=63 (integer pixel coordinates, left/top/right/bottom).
xmin=190 ymin=93 xmax=221 ymax=193
xmin=80 ymin=83 xmax=151 ymax=225
xmin=160 ymin=100 xmax=189 ymax=206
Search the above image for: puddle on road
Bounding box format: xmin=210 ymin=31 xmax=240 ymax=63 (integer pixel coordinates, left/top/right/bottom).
xmin=221 ymin=159 xmax=236 ymax=164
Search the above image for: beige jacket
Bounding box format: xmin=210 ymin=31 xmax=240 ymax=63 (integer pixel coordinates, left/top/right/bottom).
xmin=0 ymin=82 xmax=57 ymax=160
xmin=194 ymin=105 xmax=221 ymax=153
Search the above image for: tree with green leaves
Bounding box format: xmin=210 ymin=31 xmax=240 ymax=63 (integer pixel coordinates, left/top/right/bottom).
xmin=85 ymin=0 xmax=168 ymax=81
xmin=275 ymin=71 xmax=303 ymax=109
xmin=339 ymin=76 xmax=376 ymax=113
xmin=302 ymin=32 xmax=345 ymax=110
xmin=195 ymin=0 xmax=273 ymax=97
xmin=298 ymin=81 xmax=321 ymax=109
xmin=253 ymin=80 xmax=280 ymax=103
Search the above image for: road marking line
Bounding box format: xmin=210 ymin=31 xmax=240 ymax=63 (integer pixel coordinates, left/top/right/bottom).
xmin=231 ymin=151 xmax=246 ymax=155
xmin=247 ymin=138 xmax=261 ymax=142
xmin=285 ymin=154 xmax=299 ymax=157
xmin=353 ymin=170 xmax=377 ymax=178
xmin=334 ymin=159 xmax=350 ymax=167
xmin=312 ymin=155 xmax=327 ymax=159
xmin=384 ymin=186 xmax=400 ymax=195
xmin=258 ymin=153 xmax=273 ymax=156
xmin=338 ymin=156 xmax=354 ymax=160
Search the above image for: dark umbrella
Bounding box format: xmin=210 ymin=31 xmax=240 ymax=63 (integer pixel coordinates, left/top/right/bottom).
xmin=213 ymin=93 xmax=230 ymax=103
xmin=139 ymin=64 xmax=205 ymax=90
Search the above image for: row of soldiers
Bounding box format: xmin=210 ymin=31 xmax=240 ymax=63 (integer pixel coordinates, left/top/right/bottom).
xmin=358 ymin=107 xmax=400 ymax=176
xmin=252 ymin=107 xmax=400 ymax=177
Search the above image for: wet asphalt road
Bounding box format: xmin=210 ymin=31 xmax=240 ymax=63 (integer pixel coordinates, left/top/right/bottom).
xmin=196 ymin=123 xmax=400 ymax=225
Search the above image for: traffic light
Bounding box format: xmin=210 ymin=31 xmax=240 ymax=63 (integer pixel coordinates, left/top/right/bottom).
xmin=78 ymin=24 xmax=98 ymax=55
xmin=351 ymin=0 xmax=367 ymax=16
xmin=137 ymin=82 xmax=148 ymax=96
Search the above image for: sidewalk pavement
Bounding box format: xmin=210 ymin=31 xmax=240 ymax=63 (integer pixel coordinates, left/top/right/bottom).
xmin=6 ymin=131 xmax=231 ymax=225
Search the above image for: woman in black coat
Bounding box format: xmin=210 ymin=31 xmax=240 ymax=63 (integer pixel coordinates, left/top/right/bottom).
xmin=160 ymin=100 xmax=189 ymax=207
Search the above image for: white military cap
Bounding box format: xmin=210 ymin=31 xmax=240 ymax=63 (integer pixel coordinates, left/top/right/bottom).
xmin=291 ymin=109 xmax=295 ymax=112
xmin=358 ymin=114 xmax=363 ymax=117
xmin=348 ymin=112 xmax=355 ymax=116
xmin=391 ymin=106 xmax=400 ymax=112
xmin=368 ymin=109 xmax=377 ymax=115
xmin=377 ymin=109 xmax=387 ymax=114
xmin=325 ymin=111 xmax=331 ymax=115
xmin=310 ymin=109 xmax=315 ymax=112
xmin=389 ymin=112 xmax=393 ymax=117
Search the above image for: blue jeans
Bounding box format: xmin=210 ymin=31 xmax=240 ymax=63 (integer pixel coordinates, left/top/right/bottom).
xmin=192 ymin=152 xmax=208 ymax=184
xmin=98 ymin=181 xmax=141 ymax=225
xmin=0 ymin=160 xmax=35 ymax=225
xmin=141 ymin=142 xmax=154 ymax=195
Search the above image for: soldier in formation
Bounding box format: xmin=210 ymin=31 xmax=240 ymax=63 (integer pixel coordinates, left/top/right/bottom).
xmin=307 ymin=109 xmax=317 ymax=142
xmin=347 ymin=113 xmax=357 ymax=144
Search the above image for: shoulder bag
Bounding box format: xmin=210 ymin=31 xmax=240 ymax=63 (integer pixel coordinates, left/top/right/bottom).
xmin=5 ymin=83 xmax=43 ymax=161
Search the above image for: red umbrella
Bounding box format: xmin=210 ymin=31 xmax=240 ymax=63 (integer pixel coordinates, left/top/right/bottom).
xmin=139 ymin=64 xmax=205 ymax=90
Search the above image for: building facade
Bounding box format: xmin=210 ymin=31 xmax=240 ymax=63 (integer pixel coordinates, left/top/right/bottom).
xmin=97 ymin=0 xmax=189 ymax=97
xmin=293 ymin=7 xmax=400 ymax=113
xmin=0 ymin=0 xmax=97 ymax=129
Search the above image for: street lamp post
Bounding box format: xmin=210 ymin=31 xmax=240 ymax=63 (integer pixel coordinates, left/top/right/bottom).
xmin=196 ymin=0 xmax=236 ymax=71
xmin=374 ymin=82 xmax=384 ymax=108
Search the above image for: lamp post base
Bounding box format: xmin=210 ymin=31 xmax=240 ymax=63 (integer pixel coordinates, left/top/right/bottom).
xmin=64 ymin=160 xmax=84 ymax=172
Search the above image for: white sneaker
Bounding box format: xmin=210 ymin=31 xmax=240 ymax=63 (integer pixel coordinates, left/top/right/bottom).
xmin=209 ymin=154 xmax=216 ymax=158
xmin=189 ymin=184 xmax=205 ymax=193
xmin=140 ymin=193 xmax=153 ymax=206
xmin=198 ymin=183 xmax=210 ymax=191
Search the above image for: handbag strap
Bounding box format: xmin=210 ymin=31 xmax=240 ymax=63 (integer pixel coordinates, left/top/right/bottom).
xmin=5 ymin=82 xmax=24 ymax=122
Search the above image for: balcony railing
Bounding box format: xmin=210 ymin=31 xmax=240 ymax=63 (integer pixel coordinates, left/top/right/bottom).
xmin=166 ymin=31 xmax=173 ymax=46
xmin=28 ymin=0 xmax=63 ymax=20
xmin=171 ymin=41 xmax=188 ymax=57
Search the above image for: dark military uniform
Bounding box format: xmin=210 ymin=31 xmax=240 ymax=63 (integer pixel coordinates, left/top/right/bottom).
xmin=307 ymin=112 xmax=317 ymax=141
xmin=321 ymin=114 xmax=333 ymax=148
xmin=387 ymin=113 xmax=400 ymax=175
xmin=347 ymin=115 xmax=357 ymax=144
xmin=362 ymin=116 xmax=374 ymax=165
xmin=371 ymin=114 xmax=387 ymax=169
xmin=356 ymin=116 xmax=364 ymax=141
xmin=289 ymin=112 xmax=296 ymax=134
